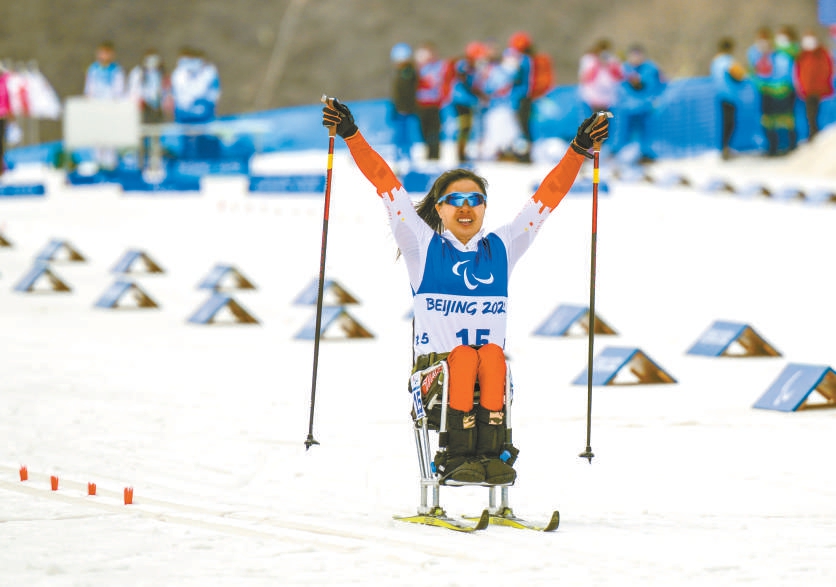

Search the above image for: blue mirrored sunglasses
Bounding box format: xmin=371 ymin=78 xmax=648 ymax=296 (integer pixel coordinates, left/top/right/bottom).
xmin=437 ymin=192 xmax=487 ymax=207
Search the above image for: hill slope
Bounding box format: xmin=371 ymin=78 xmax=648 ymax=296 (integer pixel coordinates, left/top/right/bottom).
xmin=0 ymin=0 xmax=823 ymax=140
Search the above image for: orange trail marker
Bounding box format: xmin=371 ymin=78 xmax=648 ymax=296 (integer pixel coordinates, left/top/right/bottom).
xmin=87 ymin=482 xmax=97 ymax=496
xmin=19 ymin=466 xmax=28 ymax=481
xmin=50 ymin=475 xmax=59 ymax=491
xmin=123 ymin=487 xmax=134 ymax=505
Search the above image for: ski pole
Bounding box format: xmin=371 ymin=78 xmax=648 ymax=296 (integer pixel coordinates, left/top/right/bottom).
xmin=579 ymin=111 xmax=612 ymax=464
xmin=304 ymin=94 xmax=337 ymax=450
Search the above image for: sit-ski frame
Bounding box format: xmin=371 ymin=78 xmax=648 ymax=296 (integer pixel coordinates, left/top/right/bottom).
xmin=409 ymin=360 xmax=515 ymax=515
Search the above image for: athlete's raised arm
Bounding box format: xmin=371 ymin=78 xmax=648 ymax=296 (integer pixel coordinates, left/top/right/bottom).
xmin=322 ymin=99 xmax=403 ymax=198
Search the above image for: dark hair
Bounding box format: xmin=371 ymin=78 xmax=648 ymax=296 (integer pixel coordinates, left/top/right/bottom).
xmin=414 ymin=168 xmax=488 ymax=234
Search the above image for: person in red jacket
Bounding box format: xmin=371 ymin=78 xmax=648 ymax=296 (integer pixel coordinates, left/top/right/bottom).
xmin=794 ymin=30 xmax=834 ymax=141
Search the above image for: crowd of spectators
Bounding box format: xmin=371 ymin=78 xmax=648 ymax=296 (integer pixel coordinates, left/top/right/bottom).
xmin=390 ymin=25 xmax=835 ymax=167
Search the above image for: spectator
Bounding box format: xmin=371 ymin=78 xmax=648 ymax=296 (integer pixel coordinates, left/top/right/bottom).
xmin=578 ymin=38 xmax=623 ymax=114
xmin=479 ymin=45 xmax=521 ymax=161
xmin=0 ymin=62 xmax=13 ymax=175
xmin=171 ymin=47 xmax=222 ymax=159
xmin=128 ymin=49 xmax=170 ymax=124
xmin=614 ymin=44 xmax=665 ymax=164
xmin=414 ymin=42 xmax=448 ymax=161
xmin=389 ymin=42 xmax=418 ymax=169
xmin=506 ymin=31 xmax=535 ymax=162
xmin=710 ymin=37 xmax=747 ymax=160
xmin=748 ymin=27 xmax=798 ymax=156
xmin=171 ymin=47 xmax=220 ymax=124
xmin=84 ymin=40 xmax=125 ymax=100
xmin=84 ymin=41 xmax=125 ymax=170
xmin=794 ymin=30 xmax=834 ymax=141
xmin=450 ymin=41 xmax=489 ymax=164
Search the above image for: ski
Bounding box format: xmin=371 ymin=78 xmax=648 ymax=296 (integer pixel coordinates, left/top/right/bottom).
xmin=464 ymin=508 xmax=559 ymax=532
xmin=394 ymin=507 xmax=490 ymax=533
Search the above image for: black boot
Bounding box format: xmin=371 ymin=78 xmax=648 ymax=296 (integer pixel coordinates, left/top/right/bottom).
xmin=475 ymin=406 xmax=517 ymax=485
xmin=435 ymin=408 xmax=485 ymax=484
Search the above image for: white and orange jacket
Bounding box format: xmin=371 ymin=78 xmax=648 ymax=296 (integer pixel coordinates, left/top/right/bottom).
xmin=345 ymin=132 xmax=585 ymax=359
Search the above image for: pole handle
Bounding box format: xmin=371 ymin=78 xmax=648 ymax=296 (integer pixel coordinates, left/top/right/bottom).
xmin=321 ymin=94 xmax=337 ymax=137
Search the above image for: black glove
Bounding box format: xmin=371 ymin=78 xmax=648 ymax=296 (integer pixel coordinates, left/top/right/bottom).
xmin=571 ymin=112 xmax=610 ymax=158
xmin=321 ymin=98 xmax=358 ymax=139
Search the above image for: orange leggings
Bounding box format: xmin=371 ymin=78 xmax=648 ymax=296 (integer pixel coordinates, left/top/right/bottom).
xmin=445 ymin=343 xmax=506 ymax=412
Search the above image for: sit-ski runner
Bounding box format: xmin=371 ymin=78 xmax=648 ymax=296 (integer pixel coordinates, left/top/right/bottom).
xmin=322 ymin=99 xmax=609 ymax=485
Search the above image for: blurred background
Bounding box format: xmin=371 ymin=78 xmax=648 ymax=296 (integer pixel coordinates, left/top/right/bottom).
xmin=0 ymin=0 xmax=823 ymax=142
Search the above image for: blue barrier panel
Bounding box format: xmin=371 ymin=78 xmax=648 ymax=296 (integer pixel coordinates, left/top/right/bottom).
xmin=187 ymin=293 xmax=258 ymax=324
xmin=118 ymin=170 xmax=201 ymax=193
xmin=402 ymin=171 xmax=437 ymax=194
xmin=197 ymin=264 xmax=255 ymax=290
xmin=67 ymin=170 xmax=123 ymax=185
xmin=293 ymin=278 xmax=359 ymax=306
xmin=0 ymin=184 xmax=46 ymax=197
xmin=13 ymin=262 xmax=71 ymax=293
xmin=35 ymin=239 xmax=85 ymax=262
xmin=686 ymin=321 xmax=780 ymax=357
xmin=4 ymin=141 xmax=62 ymax=169
xmin=573 ymin=346 xmax=676 ymax=386
xmin=294 ymin=306 xmax=373 ymax=340
xmin=248 ymin=174 xmax=326 ymax=194
xmin=753 ymin=363 xmax=836 ymax=412
xmin=173 ymin=158 xmax=250 ymax=178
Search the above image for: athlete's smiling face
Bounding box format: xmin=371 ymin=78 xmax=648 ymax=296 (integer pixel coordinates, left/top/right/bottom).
xmin=435 ymin=179 xmax=486 ymax=245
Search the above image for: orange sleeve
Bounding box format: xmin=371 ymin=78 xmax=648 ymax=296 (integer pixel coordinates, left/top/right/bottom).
xmin=531 ymin=147 xmax=586 ymax=209
xmin=344 ymin=132 xmax=403 ymax=197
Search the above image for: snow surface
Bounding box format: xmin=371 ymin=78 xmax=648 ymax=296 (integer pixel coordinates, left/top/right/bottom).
xmin=2 ymin=137 xmax=836 ymax=586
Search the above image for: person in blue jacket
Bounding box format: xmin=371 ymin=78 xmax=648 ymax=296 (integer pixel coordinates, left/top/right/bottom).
xmin=613 ymin=44 xmax=665 ymax=164
xmin=710 ymin=37 xmax=747 ymax=160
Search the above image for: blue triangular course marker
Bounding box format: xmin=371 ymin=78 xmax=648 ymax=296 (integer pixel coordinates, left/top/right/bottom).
xmin=294 ymin=306 xmax=373 ymax=340
xmin=197 ymin=264 xmax=256 ymax=291
xmin=35 ymin=239 xmax=86 ymax=263
xmin=111 ymin=249 xmax=165 ymax=274
xmin=533 ymin=304 xmax=617 ymax=337
xmin=804 ymin=188 xmax=836 ymax=204
xmin=0 ymin=184 xmax=46 ymax=197
xmin=652 ymin=172 xmax=691 ymax=188
xmin=95 ymin=279 xmax=158 ymax=309
xmin=248 ymin=174 xmax=326 ymax=194
xmin=753 ymin=364 xmax=836 ymax=412
xmin=292 ymin=278 xmax=359 ymax=306
xmin=573 ymin=346 xmax=676 ymax=386
xmin=700 ymin=177 xmax=735 ymax=193
xmin=767 ymin=186 xmax=804 ymax=201
xmin=686 ymin=321 xmax=781 ymax=357
xmin=737 ymin=184 xmax=771 ymax=198
xmin=13 ymin=262 xmax=72 ymax=293
xmin=187 ymin=293 xmax=259 ymax=325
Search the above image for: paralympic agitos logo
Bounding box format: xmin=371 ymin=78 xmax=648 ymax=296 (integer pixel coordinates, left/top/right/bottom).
xmin=452 ymin=260 xmax=494 ymax=291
